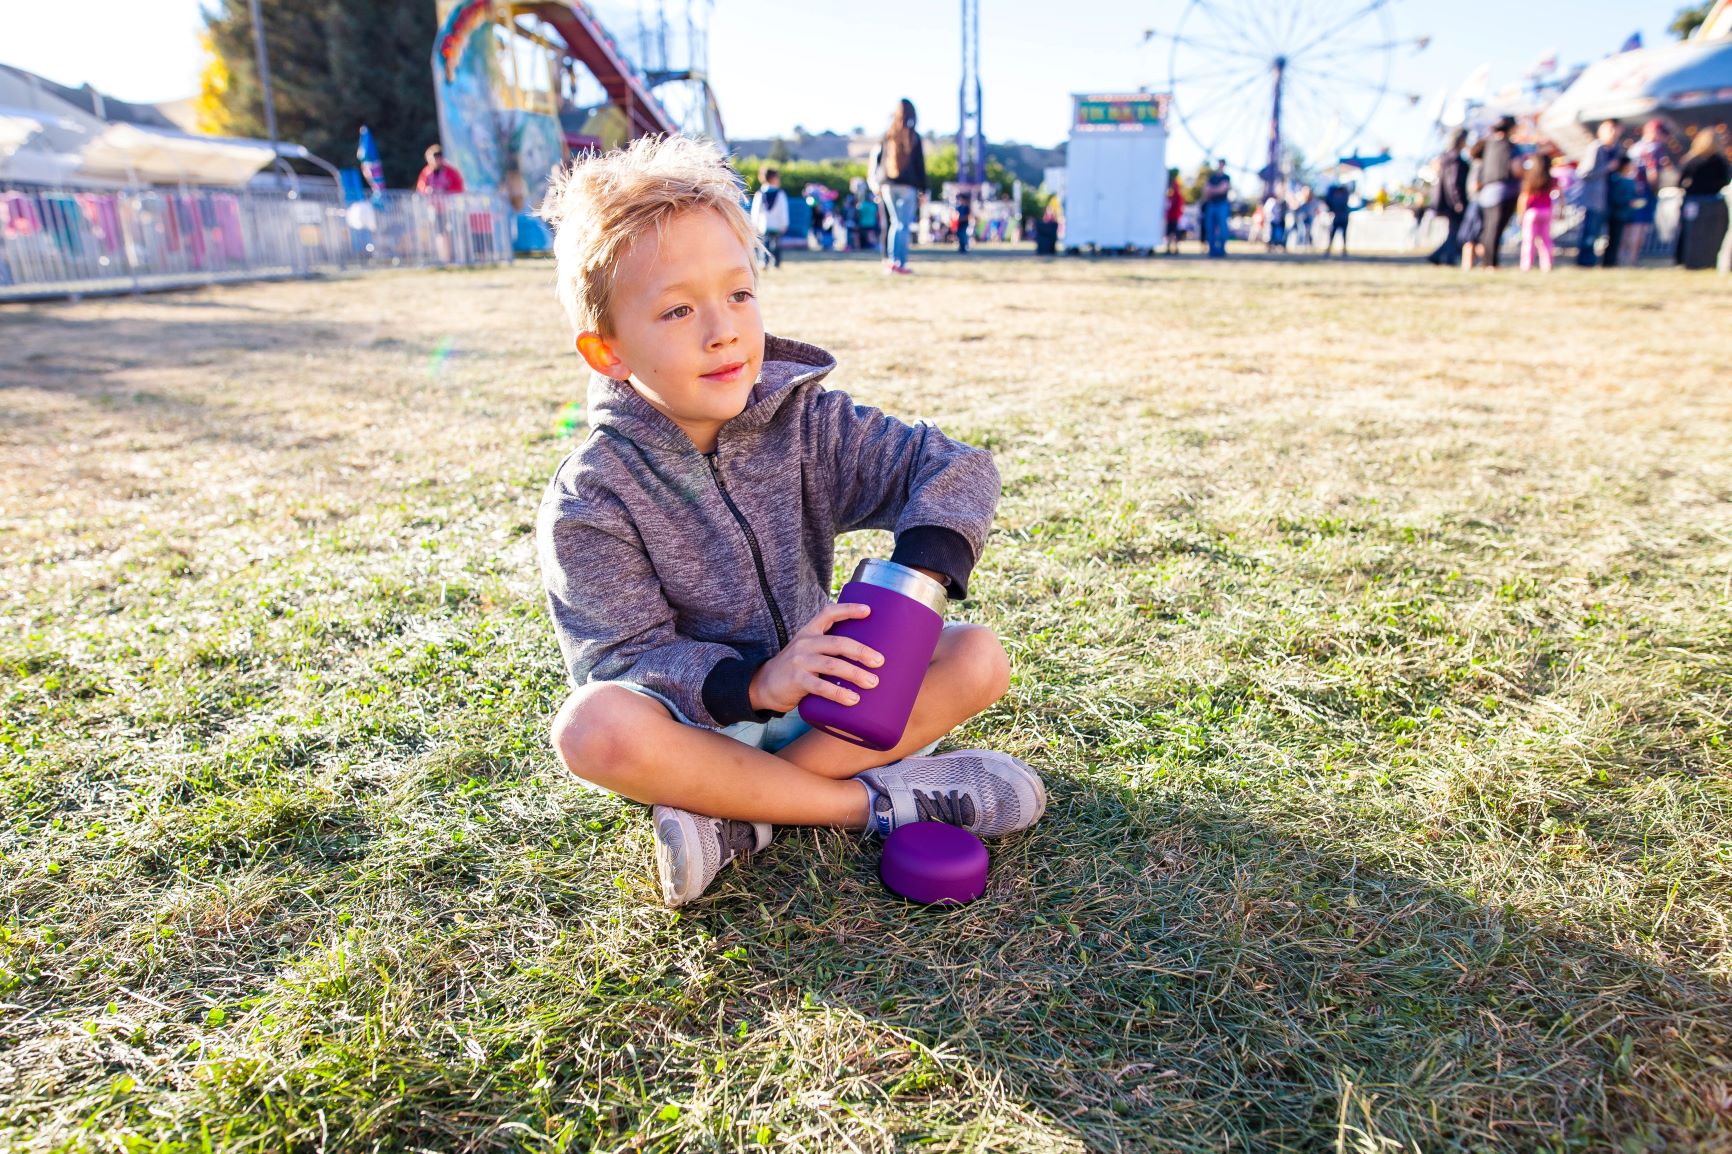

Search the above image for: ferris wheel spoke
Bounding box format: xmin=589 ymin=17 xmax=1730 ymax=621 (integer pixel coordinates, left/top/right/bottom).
xmin=1191 ymin=0 xmax=1256 ymax=46
xmin=1194 ymin=66 xmax=1278 ymax=123
xmin=1286 ymin=66 xmax=1389 ymax=149
xmin=1167 ymin=29 xmax=1273 ymax=64
xmin=1191 ymin=97 xmax=1258 ymax=165
xmin=1286 ymin=62 xmax=1395 ymax=100
xmin=1280 ymin=76 xmax=1342 ymax=159
xmin=1199 ymin=91 xmax=1268 ymax=169
xmin=1171 ymin=63 xmax=1270 ymax=92
xmin=1276 ymin=0 xmax=1310 ymax=55
xmin=1241 ymin=0 xmax=1287 ymax=56
xmin=1287 ymin=0 xmax=1393 ymax=62
xmin=1293 ymin=38 xmax=1415 ymax=67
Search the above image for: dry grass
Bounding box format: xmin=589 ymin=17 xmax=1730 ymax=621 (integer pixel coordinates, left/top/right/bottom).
xmin=2 ymin=248 xmax=1730 ymax=1152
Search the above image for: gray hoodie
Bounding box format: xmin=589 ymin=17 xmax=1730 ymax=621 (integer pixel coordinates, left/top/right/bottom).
xmin=536 ymin=335 xmax=999 ymax=728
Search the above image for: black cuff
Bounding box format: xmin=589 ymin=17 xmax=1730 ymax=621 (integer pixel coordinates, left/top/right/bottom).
xmin=701 ymin=656 xmax=773 ymax=726
xmin=890 ymin=525 xmax=977 ymax=599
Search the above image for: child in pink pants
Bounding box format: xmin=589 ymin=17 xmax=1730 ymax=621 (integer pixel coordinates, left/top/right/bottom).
xmin=1519 ymin=152 xmax=1557 ymax=272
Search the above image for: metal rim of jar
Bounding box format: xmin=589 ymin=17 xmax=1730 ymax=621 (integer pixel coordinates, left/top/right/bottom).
xmin=850 ymin=558 xmax=949 ymax=614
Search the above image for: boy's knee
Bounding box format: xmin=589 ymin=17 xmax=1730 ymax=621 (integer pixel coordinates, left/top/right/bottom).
xmin=550 ymin=683 xmax=660 ymax=787
xmin=942 ymin=623 xmax=1011 ymax=707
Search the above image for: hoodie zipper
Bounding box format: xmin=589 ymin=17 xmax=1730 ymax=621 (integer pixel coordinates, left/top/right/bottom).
xmin=705 ymin=452 xmax=790 ymax=649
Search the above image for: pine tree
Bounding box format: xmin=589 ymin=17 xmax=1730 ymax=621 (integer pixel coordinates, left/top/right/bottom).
xmin=201 ymin=0 xmax=441 ymax=189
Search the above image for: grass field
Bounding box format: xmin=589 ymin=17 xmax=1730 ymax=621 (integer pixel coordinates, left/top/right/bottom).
xmin=2 ymin=248 xmax=1730 ymax=1153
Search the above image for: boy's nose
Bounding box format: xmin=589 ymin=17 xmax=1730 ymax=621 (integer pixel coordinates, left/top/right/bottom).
xmin=706 ymin=314 xmax=737 ymax=348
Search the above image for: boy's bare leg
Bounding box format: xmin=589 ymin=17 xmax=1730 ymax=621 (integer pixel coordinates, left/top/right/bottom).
xmin=553 ymin=685 xmax=872 ymax=827
xmin=551 ymin=623 xmax=1010 ymax=825
xmin=774 ymin=622 xmax=1011 ymax=780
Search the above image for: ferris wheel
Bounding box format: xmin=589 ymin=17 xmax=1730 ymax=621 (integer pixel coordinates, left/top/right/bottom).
xmin=1147 ymin=0 xmax=1428 ymax=193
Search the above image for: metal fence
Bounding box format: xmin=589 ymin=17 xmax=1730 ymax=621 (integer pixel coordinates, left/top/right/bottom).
xmin=0 ymin=186 xmax=513 ymax=301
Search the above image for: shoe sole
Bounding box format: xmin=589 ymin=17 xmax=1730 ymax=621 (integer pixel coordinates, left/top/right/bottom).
xmin=652 ymin=805 xmax=699 ymax=907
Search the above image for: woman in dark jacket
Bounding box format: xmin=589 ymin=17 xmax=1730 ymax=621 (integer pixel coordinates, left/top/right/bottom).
xmin=1473 ymin=116 xmax=1520 ymax=269
xmin=1676 ymin=128 xmax=1730 ymax=269
xmin=878 ymin=99 xmax=927 ymax=274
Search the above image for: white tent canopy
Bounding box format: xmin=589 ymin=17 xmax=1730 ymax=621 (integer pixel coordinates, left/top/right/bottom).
xmin=1540 ymin=22 xmax=1732 ymax=151
xmin=0 ymin=63 xmax=276 ymax=186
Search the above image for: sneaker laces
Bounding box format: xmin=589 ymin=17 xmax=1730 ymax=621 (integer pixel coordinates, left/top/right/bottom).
xmin=913 ymin=788 xmax=976 ymax=826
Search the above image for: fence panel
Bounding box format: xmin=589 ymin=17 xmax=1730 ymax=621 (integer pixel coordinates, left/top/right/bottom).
xmin=1 ymin=186 xmax=512 ymax=300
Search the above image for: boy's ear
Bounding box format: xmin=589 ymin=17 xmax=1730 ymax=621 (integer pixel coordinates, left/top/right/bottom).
xmin=576 ymin=331 xmax=629 ymax=380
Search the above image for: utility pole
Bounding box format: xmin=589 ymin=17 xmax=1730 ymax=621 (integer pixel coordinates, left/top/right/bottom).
xmin=958 ymin=0 xmax=983 ymax=187
xmin=1264 ymin=55 xmax=1285 ymax=200
xmin=247 ymin=0 xmax=280 ymax=157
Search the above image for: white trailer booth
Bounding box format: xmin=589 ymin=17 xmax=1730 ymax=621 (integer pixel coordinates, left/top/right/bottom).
xmin=1061 ymin=92 xmax=1169 ymax=252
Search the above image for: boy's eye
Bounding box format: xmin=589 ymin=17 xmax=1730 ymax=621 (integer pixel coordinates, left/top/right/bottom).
xmin=662 ymin=305 xmax=692 ymax=320
xmin=730 ymin=290 xmax=754 ymax=303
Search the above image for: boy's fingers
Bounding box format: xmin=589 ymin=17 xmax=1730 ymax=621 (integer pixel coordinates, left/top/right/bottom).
xmin=814 ymin=657 xmax=878 ymax=690
xmin=802 ymin=673 xmax=860 ymax=707
xmin=813 ymin=636 xmax=884 ymax=668
xmin=798 ymin=601 xmax=871 ymax=636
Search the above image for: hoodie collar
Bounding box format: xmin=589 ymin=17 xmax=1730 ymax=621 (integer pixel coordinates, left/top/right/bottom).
xmin=585 ymin=334 xmax=838 ymax=454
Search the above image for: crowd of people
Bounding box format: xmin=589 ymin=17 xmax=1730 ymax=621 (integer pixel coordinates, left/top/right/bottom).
xmin=743 ymin=98 xmax=1732 ymax=274
xmin=1164 ymin=160 xmax=1368 ymax=259
xmin=750 ymin=98 xmax=1024 ymax=275
xmin=1134 ymin=114 xmax=1732 ymax=270
xmin=1423 ymin=115 xmax=1731 ymax=272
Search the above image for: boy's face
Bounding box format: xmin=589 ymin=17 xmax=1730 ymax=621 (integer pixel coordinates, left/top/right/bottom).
xmin=577 ymin=209 xmax=764 ymax=453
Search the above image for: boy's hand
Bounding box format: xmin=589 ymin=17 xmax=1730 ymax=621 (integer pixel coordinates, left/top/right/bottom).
xmin=748 ymin=603 xmax=884 ymax=715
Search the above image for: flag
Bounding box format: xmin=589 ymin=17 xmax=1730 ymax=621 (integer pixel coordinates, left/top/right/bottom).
xmin=1455 ymin=63 xmax=1491 ymax=103
xmin=1619 ymin=31 xmax=1643 ymax=52
xmin=1526 ymin=49 xmax=1558 ymax=77
xmin=357 ymin=125 xmax=385 ymax=197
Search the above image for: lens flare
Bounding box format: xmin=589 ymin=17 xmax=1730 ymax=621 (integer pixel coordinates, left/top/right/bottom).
xmin=428 ymin=336 xmax=455 ymax=376
xmin=554 ymin=400 xmax=585 ymax=437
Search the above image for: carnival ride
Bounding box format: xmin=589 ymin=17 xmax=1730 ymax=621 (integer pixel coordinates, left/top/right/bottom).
xmin=430 ymin=0 xmax=723 ymax=249
xmin=1144 ymin=0 xmax=1429 ymax=196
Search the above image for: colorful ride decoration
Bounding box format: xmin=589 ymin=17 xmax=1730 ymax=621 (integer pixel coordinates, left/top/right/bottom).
xmin=430 ymin=0 xmax=690 ymax=250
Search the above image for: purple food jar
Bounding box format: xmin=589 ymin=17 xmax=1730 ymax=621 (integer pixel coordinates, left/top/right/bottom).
xmin=881 ymin=821 xmax=989 ymax=904
xmin=798 ymin=558 xmax=946 ymax=751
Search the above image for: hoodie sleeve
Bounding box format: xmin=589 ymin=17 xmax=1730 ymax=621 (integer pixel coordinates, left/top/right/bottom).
xmin=537 ymin=483 xmax=767 ymax=727
xmin=810 ymin=387 xmax=1000 ymax=598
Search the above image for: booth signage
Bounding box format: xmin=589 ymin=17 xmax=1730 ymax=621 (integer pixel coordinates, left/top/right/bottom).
xmin=1073 ymin=94 xmax=1166 ymax=131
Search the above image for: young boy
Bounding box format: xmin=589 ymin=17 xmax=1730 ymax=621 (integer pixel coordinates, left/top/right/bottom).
xmin=536 ymin=135 xmax=1046 ymax=907
xmin=748 ymin=164 xmax=788 ymax=270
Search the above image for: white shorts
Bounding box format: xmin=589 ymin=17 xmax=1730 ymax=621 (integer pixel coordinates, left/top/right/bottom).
xmin=620 ymin=683 xmax=941 ymax=758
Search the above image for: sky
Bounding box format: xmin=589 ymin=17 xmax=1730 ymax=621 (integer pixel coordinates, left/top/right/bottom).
xmin=0 ymin=0 xmax=1690 ymax=177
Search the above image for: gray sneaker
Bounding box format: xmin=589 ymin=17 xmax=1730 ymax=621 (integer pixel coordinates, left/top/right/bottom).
xmin=857 ymin=751 xmax=1047 ymax=839
xmin=652 ymin=806 xmax=772 ymax=908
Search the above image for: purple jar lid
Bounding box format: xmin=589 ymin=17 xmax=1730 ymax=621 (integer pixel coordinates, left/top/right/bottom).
xmin=880 ymin=821 xmax=989 ymax=905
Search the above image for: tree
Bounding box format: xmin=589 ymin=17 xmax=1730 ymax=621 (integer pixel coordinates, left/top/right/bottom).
xmin=1186 ymin=161 xmax=1214 ymax=206
xmin=922 ymin=142 xmax=1017 ymax=198
xmin=731 ymin=156 xmax=863 ymax=198
xmin=1282 ymin=144 xmax=1318 ymax=193
xmin=1671 ymin=2 xmax=1711 ymax=38
xmin=200 ymin=0 xmax=441 ymax=189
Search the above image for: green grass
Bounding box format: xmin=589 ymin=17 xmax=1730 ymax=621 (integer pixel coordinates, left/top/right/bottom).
xmin=2 ymin=249 xmax=1730 ymax=1152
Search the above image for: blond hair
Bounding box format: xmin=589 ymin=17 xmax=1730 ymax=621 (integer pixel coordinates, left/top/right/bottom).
xmin=541 ymin=134 xmax=757 ymax=335
xmin=1685 ymin=127 xmax=1722 ymax=160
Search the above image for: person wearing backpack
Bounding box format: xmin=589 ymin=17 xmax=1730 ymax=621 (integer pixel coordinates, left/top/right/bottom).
xmin=750 ymin=165 xmax=790 ymax=270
